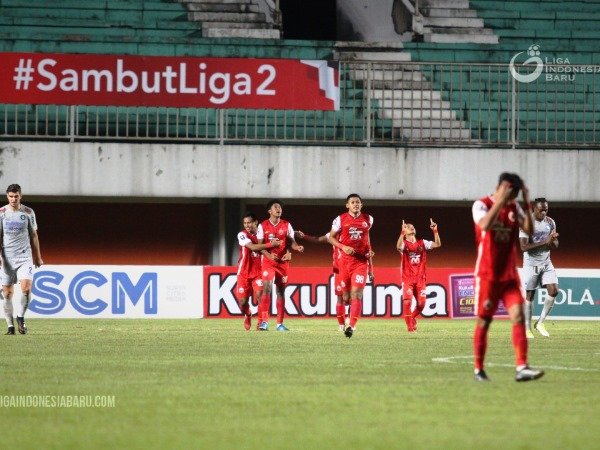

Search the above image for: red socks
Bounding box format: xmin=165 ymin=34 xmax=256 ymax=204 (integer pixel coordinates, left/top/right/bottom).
xmin=260 ymin=293 xmax=270 ymax=322
xmin=403 ymin=298 xmax=413 ymax=330
xmin=473 ymin=324 xmax=488 ymax=371
xmin=276 ymin=298 xmax=285 ymax=324
xmin=336 ymin=303 xmax=346 ymax=326
xmin=512 ymin=323 xmax=528 ymax=367
xmin=349 ymin=298 xmax=361 ymax=328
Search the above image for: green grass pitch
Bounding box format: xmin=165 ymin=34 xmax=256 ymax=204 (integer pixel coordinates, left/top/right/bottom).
xmin=1 ymin=318 xmax=599 ymax=449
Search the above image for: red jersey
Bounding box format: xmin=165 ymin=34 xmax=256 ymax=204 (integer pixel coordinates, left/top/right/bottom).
xmin=331 ymin=212 xmax=373 ymax=262
xmin=257 ymin=218 xmax=295 ymax=267
xmin=400 ymin=238 xmax=434 ymax=284
xmin=236 ymin=230 xmax=261 ymax=279
xmin=472 ymin=195 xmax=524 ymax=282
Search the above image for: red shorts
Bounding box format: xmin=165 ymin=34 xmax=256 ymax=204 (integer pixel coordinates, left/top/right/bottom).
xmin=235 ymin=275 xmax=263 ymax=300
xmin=475 ymin=277 xmax=524 ymax=318
xmin=261 ymin=262 xmax=289 ymax=288
xmin=339 ymin=259 xmax=368 ymax=292
xmin=402 ymin=281 xmax=426 ymax=302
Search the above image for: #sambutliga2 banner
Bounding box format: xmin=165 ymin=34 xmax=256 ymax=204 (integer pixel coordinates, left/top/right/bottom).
xmin=0 ymin=52 xmax=340 ymax=110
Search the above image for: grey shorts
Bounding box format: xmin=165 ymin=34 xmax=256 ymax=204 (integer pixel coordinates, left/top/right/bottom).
xmin=522 ymin=263 xmax=558 ymax=291
xmin=1 ymin=259 xmax=35 ymax=286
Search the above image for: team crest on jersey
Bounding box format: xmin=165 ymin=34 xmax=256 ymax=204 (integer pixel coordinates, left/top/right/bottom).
xmin=362 ymin=221 xmax=368 ymax=228
xmin=278 ymin=230 xmax=284 ymax=236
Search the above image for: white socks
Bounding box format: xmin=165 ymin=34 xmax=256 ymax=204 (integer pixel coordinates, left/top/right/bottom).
xmin=18 ymin=292 xmax=30 ymax=317
xmin=538 ymin=295 xmax=556 ymax=324
xmin=523 ymin=299 xmax=533 ymax=330
xmin=2 ymin=293 xmax=14 ymax=327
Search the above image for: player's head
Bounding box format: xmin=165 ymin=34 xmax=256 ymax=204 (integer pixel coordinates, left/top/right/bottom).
xmin=266 ymin=199 xmax=283 ymax=218
xmin=533 ymin=197 xmax=548 ymax=220
xmin=5 ymin=183 xmax=22 ymax=206
xmin=497 ymin=172 xmax=523 ymax=199
xmin=404 ymin=223 xmax=416 ymax=236
xmin=345 ymin=193 xmax=363 ymax=214
xmin=242 ymin=211 xmax=259 ymax=233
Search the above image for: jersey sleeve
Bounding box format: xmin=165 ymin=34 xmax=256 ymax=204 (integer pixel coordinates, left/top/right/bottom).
xmin=423 ymin=239 xmax=434 ymax=250
xmin=472 ymin=200 xmax=488 ymax=225
xmin=256 ymin=224 xmax=264 ymax=241
xmin=286 ymin=223 xmax=295 ymax=240
xmin=331 ymin=216 xmax=341 ymax=232
xmin=28 ymin=210 xmax=38 ymax=232
xmin=368 ymin=215 xmax=374 ymax=228
xmin=518 ymin=228 xmax=530 ymax=239
xmin=237 ymin=232 xmax=252 ymax=247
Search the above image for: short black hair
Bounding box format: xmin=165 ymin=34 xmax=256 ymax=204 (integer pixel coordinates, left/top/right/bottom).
xmin=266 ymin=199 xmax=283 ymax=210
xmin=346 ymin=193 xmax=362 ymax=202
xmin=497 ymin=172 xmax=523 ymax=195
xmin=242 ymin=211 xmax=258 ymax=222
xmin=6 ymin=184 xmax=21 ymax=194
xmin=534 ymin=197 xmax=547 ymax=204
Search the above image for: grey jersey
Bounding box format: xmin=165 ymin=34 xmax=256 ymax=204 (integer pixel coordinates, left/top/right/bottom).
xmin=0 ymin=204 xmax=37 ymax=265
xmin=519 ymin=216 xmax=556 ymax=266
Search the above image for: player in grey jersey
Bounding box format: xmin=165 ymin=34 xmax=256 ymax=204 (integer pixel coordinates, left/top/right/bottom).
xmin=519 ymin=198 xmax=559 ymax=338
xmin=0 ymin=184 xmax=43 ymax=335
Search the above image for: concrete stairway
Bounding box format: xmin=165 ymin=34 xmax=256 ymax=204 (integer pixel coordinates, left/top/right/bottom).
xmin=419 ymin=0 xmax=498 ymax=44
xmin=335 ymin=42 xmax=473 ymax=141
xmin=179 ymin=0 xmax=280 ymax=39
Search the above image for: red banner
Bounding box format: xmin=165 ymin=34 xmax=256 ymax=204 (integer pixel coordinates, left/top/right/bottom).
xmin=204 ymin=266 xmax=479 ymax=319
xmin=0 ymin=52 xmax=339 ymax=110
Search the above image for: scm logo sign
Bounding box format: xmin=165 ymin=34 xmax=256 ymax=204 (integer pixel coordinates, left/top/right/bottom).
xmin=29 ymin=270 xmax=158 ymax=315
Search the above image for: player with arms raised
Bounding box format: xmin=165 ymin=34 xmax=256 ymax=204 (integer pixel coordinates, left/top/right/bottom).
xmin=329 ymin=193 xmax=373 ymax=338
xmin=472 ymin=173 xmax=544 ymax=382
xmin=235 ymin=212 xmax=281 ymax=331
xmin=1 ymin=184 xmax=43 ymax=335
xmin=396 ymin=218 xmax=441 ymax=332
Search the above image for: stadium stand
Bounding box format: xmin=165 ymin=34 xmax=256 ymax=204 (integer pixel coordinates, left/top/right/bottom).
xmin=402 ymin=0 xmax=600 ymax=145
xmin=1 ymin=0 xmax=599 ymax=146
xmin=1 ymin=0 xmax=365 ymax=142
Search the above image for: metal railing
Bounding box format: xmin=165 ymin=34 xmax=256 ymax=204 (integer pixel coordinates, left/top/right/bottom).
xmin=2 ymin=61 xmax=599 ymax=148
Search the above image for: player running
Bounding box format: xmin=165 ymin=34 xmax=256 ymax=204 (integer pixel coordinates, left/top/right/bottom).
xmin=1 ymin=184 xmax=43 ymax=335
xmin=235 ymin=212 xmax=281 ymax=331
xmin=328 ymin=194 xmax=374 ymax=338
xmin=256 ymin=199 xmax=304 ymax=332
xmin=396 ymin=218 xmax=441 ymax=332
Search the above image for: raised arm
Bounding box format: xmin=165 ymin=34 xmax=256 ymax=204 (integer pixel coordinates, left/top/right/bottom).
xmin=430 ymin=218 xmax=441 ymax=249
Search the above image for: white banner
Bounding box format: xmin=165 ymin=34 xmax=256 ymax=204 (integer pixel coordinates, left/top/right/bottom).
xmin=17 ymin=265 xmax=203 ymax=319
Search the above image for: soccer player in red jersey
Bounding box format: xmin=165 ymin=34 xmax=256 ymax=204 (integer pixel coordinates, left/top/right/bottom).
xmin=296 ymin=231 xmax=348 ymax=331
xmin=235 ymin=212 xmax=281 ymax=331
xmin=472 ymin=172 xmax=544 ymax=382
xmin=256 ymin=199 xmax=304 ymax=331
xmin=328 ymin=194 xmax=374 ymax=338
xmin=396 ymin=218 xmax=441 ymax=332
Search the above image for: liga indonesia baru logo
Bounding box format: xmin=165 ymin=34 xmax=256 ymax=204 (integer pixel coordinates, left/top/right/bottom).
xmin=509 ymin=44 xmax=544 ymax=83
